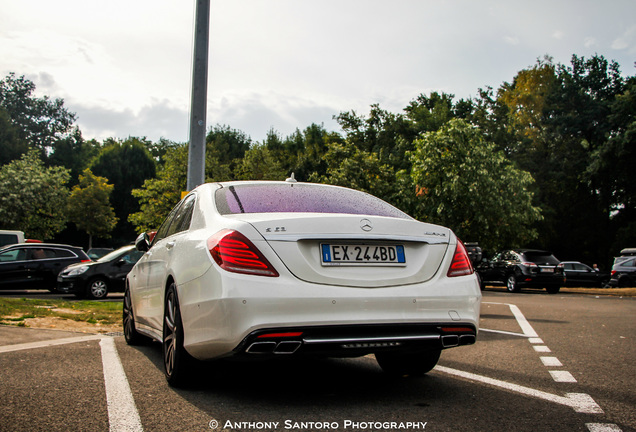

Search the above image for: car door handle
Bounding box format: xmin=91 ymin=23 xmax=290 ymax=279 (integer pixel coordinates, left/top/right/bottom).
xmin=166 ymin=241 xmax=176 ymax=250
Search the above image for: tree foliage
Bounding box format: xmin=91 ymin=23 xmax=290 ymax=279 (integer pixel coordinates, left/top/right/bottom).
xmin=1 ymin=55 xmax=633 ymax=267
xmin=0 ymin=150 xmax=70 ymax=239
xmin=67 ymin=169 xmax=118 ymax=248
xmin=129 ymin=145 xmax=188 ymax=233
xmin=89 ymin=137 xmax=157 ymax=243
xmin=410 ymin=119 xmax=542 ymax=250
xmin=0 ymin=73 xmax=77 ymax=155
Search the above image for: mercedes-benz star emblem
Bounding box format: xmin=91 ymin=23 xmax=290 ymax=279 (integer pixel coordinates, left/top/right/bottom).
xmin=360 ymin=218 xmax=373 ymax=232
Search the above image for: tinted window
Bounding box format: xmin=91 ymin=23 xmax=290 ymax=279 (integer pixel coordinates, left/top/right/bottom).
xmin=521 ymin=252 xmax=560 ymax=265
xmin=167 ymin=194 xmax=195 ymax=237
xmin=215 ymin=184 xmax=412 ymax=219
xmin=29 ymin=248 xmax=75 ymax=260
xmin=0 ymin=248 xmax=27 ymax=262
xmin=619 ymin=258 xmax=636 ymax=268
xmin=153 ymin=207 xmax=179 ymax=244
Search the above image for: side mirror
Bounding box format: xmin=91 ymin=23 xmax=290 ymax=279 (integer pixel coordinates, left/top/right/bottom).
xmin=135 ymin=232 xmax=151 ymax=252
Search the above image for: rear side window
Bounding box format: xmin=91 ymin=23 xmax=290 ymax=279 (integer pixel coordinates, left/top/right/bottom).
xmin=29 ymin=248 xmax=75 ymax=260
xmin=522 ymin=252 xmax=560 ymax=265
xmin=215 ymin=184 xmax=412 ymax=219
xmin=619 ymin=258 xmax=636 ymax=267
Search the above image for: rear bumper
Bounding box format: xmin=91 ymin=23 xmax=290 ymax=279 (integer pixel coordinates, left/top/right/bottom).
xmin=516 ymin=273 xmax=564 ymax=288
xmin=177 ymin=269 xmax=481 ymax=360
xmin=235 ymin=323 xmax=477 ymax=358
xmin=56 ymin=277 xmax=86 ymax=294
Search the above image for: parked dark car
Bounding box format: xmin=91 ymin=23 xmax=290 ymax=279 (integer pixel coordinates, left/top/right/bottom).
xmin=57 ymin=245 xmax=144 ymax=299
xmin=608 ymin=254 xmax=636 ymax=288
xmin=0 ymin=243 xmax=90 ymax=290
xmin=559 ymin=261 xmax=610 ymax=287
xmin=476 ymin=249 xmax=565 ymax=294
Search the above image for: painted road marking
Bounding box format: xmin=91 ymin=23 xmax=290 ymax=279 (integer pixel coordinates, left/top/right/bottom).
xmin=586 ymin=424 xmax=624 ymax=432
xmin=435 ymin=365 xmax=603 ymax=413
xmin=481 ymin=301 xmax=621 ymax=430
xmin=100 ymin=337 xmax=144 ymax=432
xmin=0 ymin=335 xmax=144 ymax=431
xmin=541 ymin=356 xmax=564 ymax=367
xmin=0 ymin=334 xmax=104 ymax=353
xmin=550 ymin=370 xmax=577 ymax=383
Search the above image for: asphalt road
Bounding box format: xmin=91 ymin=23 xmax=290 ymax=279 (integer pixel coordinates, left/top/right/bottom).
xmin=0 ymin=290 xmax=634 ymax=432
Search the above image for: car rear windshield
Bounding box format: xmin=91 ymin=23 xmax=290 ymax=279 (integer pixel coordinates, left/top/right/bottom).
xmin=522 ymin=251 xmax=560 ymax=265
xmin=215 ymin=183 xmax=412 ymax=219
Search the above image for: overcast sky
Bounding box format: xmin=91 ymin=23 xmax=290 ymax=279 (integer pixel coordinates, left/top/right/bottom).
xmin=1 ymin=0 xmax=635 ymax=144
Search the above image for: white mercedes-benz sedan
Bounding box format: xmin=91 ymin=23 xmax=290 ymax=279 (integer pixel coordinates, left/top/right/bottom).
xmin=124 ymin=180 xmax=481 ymax=386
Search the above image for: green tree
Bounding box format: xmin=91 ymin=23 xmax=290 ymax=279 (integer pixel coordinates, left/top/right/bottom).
xmin=0 ymin=150 xmax=70 ymax=239
xmin=129 ymin=145 xmax=188 ymax=233
xmin=0 ymin=73 xmax=76 ymax=155
xmin=236 ymin=144 xmax=287 ymax=180
xmin=497 ymin=55 xmax=628 ymax=264
xmin=47 ymin=130 xmax=100 ymax=186
xmin=90 ymin=137 xmax=157 ymax=243
xmin=335 ymin=105 xmax=414 ymax=170
xmin=409 ymin=119 xmax=541 ymax=250
xmin=310 ymin=141 xmax=412 ymax=212
xmin=0 ymin=106 xmax=29 ymax=165
xmin=67 ymin=169 xmax=118 ymax=249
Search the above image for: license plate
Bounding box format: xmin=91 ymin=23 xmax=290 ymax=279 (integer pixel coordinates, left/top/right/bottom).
xmin=541 ymin=267 xmax=555 ymax=273
xmin=321 ymin=244 xmax=406 ymax=266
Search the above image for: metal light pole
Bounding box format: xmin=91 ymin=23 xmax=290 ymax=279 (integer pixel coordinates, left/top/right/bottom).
xmin=186 ymin=0 xmax=210 ymax=191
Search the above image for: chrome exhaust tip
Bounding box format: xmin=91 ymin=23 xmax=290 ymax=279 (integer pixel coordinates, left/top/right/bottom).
xmin=273 ymin=341 xmax=302 ymax=354
xmin=441 ymin=335 xmax=459 ymax=348
xmin=246 ymin=341 xmax=277 ymax=354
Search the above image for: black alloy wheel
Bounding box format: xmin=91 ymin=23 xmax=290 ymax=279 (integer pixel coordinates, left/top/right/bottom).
xmin=375 ymin=349 xmax=441 ymax=377
xmin=123 ymin=288 xmax=146 ymax=345
xmin=163 ymin=283 xmax=194 ymax=387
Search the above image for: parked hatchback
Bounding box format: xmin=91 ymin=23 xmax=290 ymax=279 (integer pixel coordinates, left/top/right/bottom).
xmin=476 ymin=249 xmax=564 ymax=293
xmin=0 ymin=243 xmax=90 ymax=290
xmin=57 ymin=245 xmax=144 ymax=299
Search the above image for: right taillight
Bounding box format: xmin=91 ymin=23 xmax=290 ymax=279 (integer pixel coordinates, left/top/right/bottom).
xmin=207 ymin=229 xmax=279 ymax=277
xmin=447 ymin=240 xmax=474 ymax=277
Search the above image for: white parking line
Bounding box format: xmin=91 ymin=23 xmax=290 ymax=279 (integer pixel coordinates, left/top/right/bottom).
xmin=100 ymin=337 xmax=144 ymax=432
xmin=435 ymin=365 xmax=603 ymax=413
xmin=0 ymin=334 xmax=104 ymax=353
xmin=586 ymin=423 xmax=624 ymax=432
xmin=550 ymin=371 xmax=577 ymax=383
xmin=479 ymin=301 xmax=622 ymax=429
xmin=541 ymin=356 xmax=564 ymax=367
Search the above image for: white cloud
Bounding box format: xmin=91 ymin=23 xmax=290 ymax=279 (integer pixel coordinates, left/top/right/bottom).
xmin=611 ymin=25 xmax=636 ymax=53
xmin=2 ymin=0 xmax=636 ymax=143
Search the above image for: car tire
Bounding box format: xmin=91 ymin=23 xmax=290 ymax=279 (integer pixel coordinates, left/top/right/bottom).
xmin=123 ymin=288 xmax=147 ymax=345
xmin=545 ymin=285 xmax=560 ymax=294
xmin=506 ymin=274 xmax=520 ymax=292
xmin=163 ymin=283 xmax=195 ymax=387
xmin=86 ymin=278 xmax=108 ymax=300
xmin=375 ymin=349 xmax=441 ymax=377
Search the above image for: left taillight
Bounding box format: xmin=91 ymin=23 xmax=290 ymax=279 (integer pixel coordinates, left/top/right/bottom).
xmin=207 ymin=229 xmax=279 ymax=277
xmin=447 ymin=240 xmax=474 ymax=278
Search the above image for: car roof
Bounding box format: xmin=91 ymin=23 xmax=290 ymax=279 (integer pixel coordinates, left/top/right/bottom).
xmin=0 ymin=243 xmax=84 ymax=251
xmin=506 ymin=249 xmax=554 ymax=254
